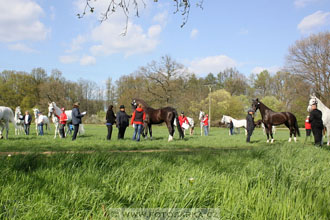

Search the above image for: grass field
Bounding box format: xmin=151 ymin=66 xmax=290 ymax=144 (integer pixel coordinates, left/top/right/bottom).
xmin=0 ymin=124 xmax=329 ymax=219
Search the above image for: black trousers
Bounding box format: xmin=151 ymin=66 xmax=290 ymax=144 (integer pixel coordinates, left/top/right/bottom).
xmin=24 ymin=124 xmax=30 ymax=135
xmin=306 ymin=129 xmax=311 ymax=137
xmin=118 ymin=126 xmax=127 ymax=139
xmin=312 ymin=127 xmax=323 ymax=146
xmin=72 ymin=124 xmax=79 ymax=141
xmin=246 ymin=129 xmax=253 ymax=142
xmin=59 ymin=124 xmax=66 ymax=138
xmin=107 ymin=125 xmax=113 ymax=140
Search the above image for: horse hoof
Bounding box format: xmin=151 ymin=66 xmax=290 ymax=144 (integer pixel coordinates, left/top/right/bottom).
xmin=266 ymin=140 xmax=269 ymax=143
xmin=271 ymin=139 xmax=274 ymax=143
xmin=288 ymin=138 xmax=292 ymax=142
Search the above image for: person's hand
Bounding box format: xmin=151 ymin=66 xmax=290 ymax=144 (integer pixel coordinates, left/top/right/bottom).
xmin=81 ymin=111 xmax=87 ymax=115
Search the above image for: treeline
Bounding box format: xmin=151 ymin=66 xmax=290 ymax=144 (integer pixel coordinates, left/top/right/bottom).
xmin=1 ymin=32 xmax=329 ymax=126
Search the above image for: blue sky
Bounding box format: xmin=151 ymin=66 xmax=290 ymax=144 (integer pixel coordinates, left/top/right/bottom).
xmin=0 ymin=0 xmax=329 ymax=84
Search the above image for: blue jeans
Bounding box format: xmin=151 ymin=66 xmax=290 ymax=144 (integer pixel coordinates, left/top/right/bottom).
xmin=230 ymin=127 xmax=234 ymax=135
xmin=133 ymin=124 xmax=143 ymax=141
xmin=38 ymin=123 xmax=44 ymax=136
xmin=204 ymin=125 xmax=209 ymax=136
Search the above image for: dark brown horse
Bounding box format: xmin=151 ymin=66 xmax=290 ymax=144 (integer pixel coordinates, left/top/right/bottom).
xmin=251 ymin=98 xmax=300 ymax=143
xmin=131 ymin=98 xmax=184 ymax=141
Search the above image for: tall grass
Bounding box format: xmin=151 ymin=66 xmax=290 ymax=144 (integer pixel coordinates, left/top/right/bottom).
xmin=0 ymin=125 xmax=329 ymax=219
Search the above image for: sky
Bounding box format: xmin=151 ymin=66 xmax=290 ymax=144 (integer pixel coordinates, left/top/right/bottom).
xmin=0 ymin=0 xmax=329 ymax=85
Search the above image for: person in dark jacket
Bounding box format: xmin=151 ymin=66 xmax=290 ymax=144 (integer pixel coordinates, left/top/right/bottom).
xmin=116 ymin=105 xmax=130 ymax=139
xmin=106 ymin=105 xmax=116 ymax=140
xmin=131 ymin=104 xmax=146 ymax=141
xmin=229 ymin=119 xmax=234 ymax=135
xmin=21 ymin=111 xmax=32 ymax=135
xmin=71 ymin=102 xmax=86 ymax=141
xmin=246 ymin=109 xmax=255 ymax=143
xmin=309 ymin=102 xmax=323 ymax=146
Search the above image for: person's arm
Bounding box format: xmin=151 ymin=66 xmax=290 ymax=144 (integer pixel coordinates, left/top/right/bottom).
xmin=116 ymin=113 xmax=120 ymax=127
xmin=131 ymin=111 xmax=136 ymax=125
xmin=143 ymin=112 xmax=146 ymax=121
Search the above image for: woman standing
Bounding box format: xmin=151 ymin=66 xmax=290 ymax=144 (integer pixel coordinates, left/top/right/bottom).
xmin=202 ymin=114 xmax=209 ymax=136
xmin=72 ymin=102 xmax=86 ymax=141
xmin=106 ymin=105 xmax=116 ymax=140
xmin=309 ymin=102 xmax=323 ymax=146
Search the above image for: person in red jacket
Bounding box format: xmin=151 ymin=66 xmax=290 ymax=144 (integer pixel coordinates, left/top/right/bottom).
xmin=131 ymin=104 xmax=146 ymax=141
xmin=178 ymin=112 xmax=190 ymax=132
xmin=54 ymin=108 xmax=68 ymax=138
xmin=202 ymin=114 xmax=209 ymax=136
xmin=305 ymin=115 xmax=312 ymax=142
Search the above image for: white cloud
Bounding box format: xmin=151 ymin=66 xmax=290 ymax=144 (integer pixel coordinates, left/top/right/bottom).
xmin=190 ymin=29 xmax=198 ymax=39
xmin=65 ymin=35 xmax=86 ymax=53
xmin=90 ymin=21 xmax=161 ymax=57
xmin=0 ymin=0 xmax=49 ymax=42
xmin=188 ymin=55 xmax=237 ymax=75
xmin=59 ymin=55 xmax=79 ymax=64
xmin=80 ymin=55 xmax=96 ymax=66
xmin=153 ymin=11 xmax=168 ymax=25
xmin=298 ymin=10 xmax=330 ymax=34
xmin=294 ymin=0 xmax=320 ymax=8
xmin=7 ymin=43 xmax=37 ymax=53
xmin=251 ymin=66 xmax=280 ymax=74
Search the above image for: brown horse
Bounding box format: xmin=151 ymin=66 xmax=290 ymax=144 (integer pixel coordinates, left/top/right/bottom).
xmin=251 ymin=98 xmax=300 ymax=143
xmin=131 ymin=98 xmax=184 ymax=141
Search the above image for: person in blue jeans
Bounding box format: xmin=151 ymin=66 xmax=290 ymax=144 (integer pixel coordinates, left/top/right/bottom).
xmin=131 ymin=104 xmax=146 ymax=141
xmin=37 ymin=112 xmax=44 ymax=136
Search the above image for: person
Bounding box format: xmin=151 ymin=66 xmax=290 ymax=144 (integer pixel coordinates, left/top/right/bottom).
xmin=71 ymin=102 xmax=86 ymax=141
xmin=246 ymin=109 xmax=255 ymax=143
xmin=131 ymin=104 xmax=146 ymax=141
xmin=116 ymin=105 xmax=130 ymax=140
xmin=309 ymin=102 xmax=323 ymax=146
xmin=21 ymin=111 xmax=32 ymax=135
xmin=178 ymin=112 xmax=190 ymax=132
xmin=304 ymin=115 xmax=312 ymax=141
xmin=37 ymin=112 xmax=44 ymax=136
xmin=202 ymin=114 xmax=209 ymax=136
xmin=106 ymin=105 xmax=116 ymax=140
xmin=54 ymin=108 xmax=68 ymax=138
xmin=229 ymin=119 xmax=234 ymax=135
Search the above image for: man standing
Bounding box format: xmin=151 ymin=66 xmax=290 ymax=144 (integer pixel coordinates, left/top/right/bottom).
xmin=54 ymin=108 xmax=68 ymax=138
xmin=309 ymin=102 xmax=323 ymax=146
xmin=72 ymin=102 xmax=86 ymax=141
xmin=202 ymin=114 xmax=209 ymax=136
xmin=246 ymin=109 xmax=255 ymax=143
xmin=22 ymin=111 xmax=32 ymax=135
xmin=131 ymin=104 xmax=146 ymax=141
xmin=116 ymin=105 xmax=130 ymax=139
xmin=229 ymin=119 xmax=234 ymax=135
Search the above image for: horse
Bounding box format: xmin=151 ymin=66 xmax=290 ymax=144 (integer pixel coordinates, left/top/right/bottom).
xmin=307 ymin=95 xmax=330 ymax=146
xmin=14 ymin=106 xmax=24 ymax=135
xmin=174 ymin=116 xmax=195 ymax=135
xmin=199 ymin=111 xmax=205 ymax=136
xmin=0 ymin=106 xmax=18 ymax=139
xmin=221 ymin=115 xmax=247 ymax=135
xmin=131 ymin=98 xmax=184 ymax=141
xmin=33 ymin=108 xmax=50 ymax=135
xmin=47 ymin=102 xmax=85 ymax=138
xmin=251 ymin=98 xmax=300 ymax=143
xmin=256 ymin=119 xmax=276 ymax=135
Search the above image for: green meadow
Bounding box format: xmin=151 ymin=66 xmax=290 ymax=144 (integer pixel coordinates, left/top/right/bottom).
xmin=0 ymin=125 xmax=329 ymax=219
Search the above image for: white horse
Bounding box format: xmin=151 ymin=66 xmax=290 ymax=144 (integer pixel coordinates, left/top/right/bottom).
xmin=47 ymin=102 xmax=85 ymax=137
xmin=174 ymin=117 xmax=195 ymax=135
xmin=221 ymin=115 xmax=247 ymax=135
xmin=0 ymin=106 xmax=18 ymax=139
xmin=199 ymin=111 xmax=205 ymax=136
xmin=307 ymin=95 xmax=330 ymax=146
xmin=14 ymin=106 xmax=24 ymax=135
xmin=33 ymin=108 xmax=50 ymax=135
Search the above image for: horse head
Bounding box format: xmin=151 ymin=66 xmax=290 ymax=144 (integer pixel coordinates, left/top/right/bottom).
xmin=199 ymin=111 xmax=205 ymax=120
xmin=48 ymin=102 xmax=55 ymax=117
xmin=221 ymin=115 xmax=226 ymax=124
xmin=251 ymin=98 xmax=260 ymax=112
xmin=132 ymin=98 xmax=149 ymax=109
xmin=307 ymin=95 xmax=318 ymax=112
xmin=131 ymin=99 xmax=138 ymax=110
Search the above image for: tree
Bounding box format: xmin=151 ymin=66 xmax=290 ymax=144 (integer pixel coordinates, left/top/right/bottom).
xmin=253 ymin=70 xmax=272 ymax=97
xmin=78 ymin=0 xmax=204 ymax=34
xmin=105 ymin=77 xmax=116 ymax=107
xmin=286 ymin=31 xmax=330 ymax=105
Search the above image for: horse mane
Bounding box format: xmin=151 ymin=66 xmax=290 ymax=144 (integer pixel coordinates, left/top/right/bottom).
xmin=258 ymin=100 xmax=274 ymax=112
xmin=133 ymin=98 xmax=150 ymax=108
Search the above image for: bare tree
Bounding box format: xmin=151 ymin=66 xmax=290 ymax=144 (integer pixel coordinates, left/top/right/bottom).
xmin=78 ymin=0 xmax=204 ymax=34
xmin=286 ymin=31 xmax=330 ymax=105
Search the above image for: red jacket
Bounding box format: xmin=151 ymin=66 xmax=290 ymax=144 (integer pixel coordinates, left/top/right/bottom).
xmin=305 ymin=118 xmax=311 ymax=129
xmin=131 ymin=108 xmax=146 ymax=125
xmin=55 ymin=113 xmax=68 ymax=125
xmin=202 ymin=116 xmax=209 ymax=126
xmin=178 ymin=116 xmax=189 ymax=126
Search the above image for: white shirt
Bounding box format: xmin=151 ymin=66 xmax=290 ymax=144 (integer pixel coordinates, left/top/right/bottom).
xmin=25 ymin=115 xmax=29 ymax=124
xmin=37 ymin=115 xmax=44 ymax=124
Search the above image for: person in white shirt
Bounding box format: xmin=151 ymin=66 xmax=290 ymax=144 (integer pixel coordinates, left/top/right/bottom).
xmin=37 ymin=112 xmax=44 ymax=136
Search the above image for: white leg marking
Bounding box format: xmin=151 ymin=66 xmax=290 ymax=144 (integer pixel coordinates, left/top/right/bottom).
xmin=294 ymin=137 xmax=297 ymax=142
xmin=266 ymin=140 xmax=269 ymax=143
xmin=271 ymin=139 xmax=274 ymax=143
xmin=288 ymin=138 xmax=292 ymax=142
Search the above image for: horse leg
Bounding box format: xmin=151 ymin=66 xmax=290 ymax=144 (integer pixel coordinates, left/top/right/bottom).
xmin=148 ymin=124 xmax=152 ymax=140
xmin=269 ymin=125 xmax=274 ymax=143
xmin=5 ymin=122 xmax=9 ymax=139
xmin=0 ymin=122 xmax=4 ymax=139
xmin=265 ymin=126 xmax=270 ymax=143
xmin=166 ymin=122 xmax=174 ymax=142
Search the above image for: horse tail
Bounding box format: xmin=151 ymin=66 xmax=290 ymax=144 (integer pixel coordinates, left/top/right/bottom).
xmin=174 ymin=110 xmax=184 ymax=139
xmin=9 ymin=109 xmax=19 ymax=129
xmin=294 ymin=116 xmax=300 ymax=137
